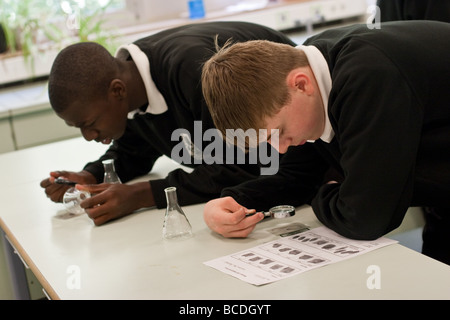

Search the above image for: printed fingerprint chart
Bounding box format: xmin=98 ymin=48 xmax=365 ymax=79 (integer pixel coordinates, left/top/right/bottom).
xmin=287 ymin=232 xmax=362 ymax=257
xmin=205 ymin=226 xmax=397 ymax=286
xmin=233 ymin=250 xmax=303 ymax=278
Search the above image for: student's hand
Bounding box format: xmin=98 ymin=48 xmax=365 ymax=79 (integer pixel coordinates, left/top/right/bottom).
xmin=203 ymin=197 xmax=264 ymax=238
xmin=40 ymin=170 xmax=97 ymax=202
xmin=76 ymin=182 xmax=155 ymax=226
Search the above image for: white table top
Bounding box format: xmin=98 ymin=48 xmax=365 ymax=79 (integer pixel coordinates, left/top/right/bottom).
xmin=1 ymin=138 xmax=450 ymax=300
xmin=0 ymin=137 xmax=110 ymax=188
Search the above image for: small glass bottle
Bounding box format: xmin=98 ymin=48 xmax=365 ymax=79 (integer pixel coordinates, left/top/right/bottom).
xmin=63 ymin=187 xmax=91 ymax=214
xmin=102 ymin=159 xmax=122 ymax=184
xmin=162 ymin=187 xmax=193 ymax=240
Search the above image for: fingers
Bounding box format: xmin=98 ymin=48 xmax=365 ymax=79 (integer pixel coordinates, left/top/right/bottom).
xmin=40 ymin=177 xmax=70 ymax=202
xmin=42 ymin=172 xmax=123 ymax=226
xmin=215 ymin=207 xmax=265 ymax=238
xmin=40 ymin=171 xmax=67 ymax=187
xmin=76 ymin=183 xmax=109 ymax=194
xmin=82 ymin=199 xmax=130 ymax=226
xmin=219 ymin=207 xmax=253 ymax=225
xmin=222 ymin=224 xmax=257 ymax=238
xmin=83 ymin=203 xmax=109 ymax=226
xmin=203 ymin=197 xmax=265 ymax=238
xmin=219 ymin=196 xmax=248 ymax=213
xmin=79 ymin=192 xmax=108 ymax=225
xmin=79 ymin=190 xmax=106 ymax=211
xmin=40 ymin=171 xmax=78 ymax=202
xmin=49 ymin=171 xmax=70 ymax=181
xmin=223 ymin=214 xmax=264 ymax=238
xmin=40 ymin=177 xmax=52 ymax=188
xmin=79 ymin=188 xmax=125 ymax=226
xmin=90 ymin=214 xmax=110 ymax=226
xmin=50 ymin=171 xmax=65 ymax=178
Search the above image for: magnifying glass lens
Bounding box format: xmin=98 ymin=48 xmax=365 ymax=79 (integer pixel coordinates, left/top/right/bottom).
xmin=269 ymin=205 xmax=295 ymax=218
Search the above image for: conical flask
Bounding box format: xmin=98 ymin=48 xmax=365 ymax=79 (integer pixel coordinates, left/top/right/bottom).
xmin=102 ymin=159 xmax=122 ymax=184
xmin=162 ymin=187 xmax=193 ymax=240
xmin=63 ymin=187 xmax=91 ymax=214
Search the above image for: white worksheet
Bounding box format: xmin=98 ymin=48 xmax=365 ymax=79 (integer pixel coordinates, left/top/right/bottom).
xmin=204 ymin=226 xmax=397 ymax=286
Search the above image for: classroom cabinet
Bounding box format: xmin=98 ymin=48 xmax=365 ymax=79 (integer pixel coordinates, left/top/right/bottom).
xmin=0 ymin=111 xmax=15 ymax=154
xmin=0 ymin=82 xmax=81 ymax=154
xmin=11 ymin=104 xmax=80 ymax=151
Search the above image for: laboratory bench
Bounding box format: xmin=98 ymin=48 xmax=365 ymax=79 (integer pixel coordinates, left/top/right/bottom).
xmin=0 ymin=137 xmax=449 ymax=301
xmin=2 ymin=0 xmax=436 ymax=302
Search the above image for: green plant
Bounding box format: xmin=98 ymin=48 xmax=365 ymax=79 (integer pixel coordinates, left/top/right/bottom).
xmin=0 ymin=0 xmax=119 ymax=74
xmin=66 ymin=0 xmax=119 ymax=54
xmin=0 ymin=0 xmax=63 ymax=69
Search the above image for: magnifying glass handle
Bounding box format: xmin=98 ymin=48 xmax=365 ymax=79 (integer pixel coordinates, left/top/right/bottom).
xmin=55 ymin=177 xmax=77 ymax=186
xmin=262 ymin=211 xmax=272 ymax=218
xmin=246 ymin=211 xmax=271 ymax=219
xmin=245 ymin=209 xmax=269 ymax=218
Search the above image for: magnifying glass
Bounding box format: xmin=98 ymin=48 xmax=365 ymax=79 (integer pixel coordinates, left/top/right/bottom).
xmin=55 ymin=177 xmax=77 ymax=186
xmin=247 ymin=205 xmax=296 ymax=219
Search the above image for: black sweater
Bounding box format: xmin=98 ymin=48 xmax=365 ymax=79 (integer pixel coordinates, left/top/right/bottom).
xmin=223 ymin=21 xmax=450 ymax=240
xmin=82 ymin=21 xmax=296 ymax=208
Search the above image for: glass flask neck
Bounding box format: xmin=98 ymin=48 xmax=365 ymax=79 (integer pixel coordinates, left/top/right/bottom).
xmin=102 ymin=159 xmax=121 ymax=184
xmin=165 ymin=187 xmax=179 ymax=208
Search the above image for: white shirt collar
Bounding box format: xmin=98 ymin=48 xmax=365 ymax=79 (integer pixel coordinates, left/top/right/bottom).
xmin=297 ymin=45 xmax=334 ymax=143
xmin=115 ymin=44 xmax=169 ymax=118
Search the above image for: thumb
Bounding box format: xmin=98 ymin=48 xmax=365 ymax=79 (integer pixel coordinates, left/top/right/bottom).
xmin=235 ymin=207 xmax=257 ymax=218
xmin=49 ymin=171 xmax=70 ymax=179
xmin=76 ymin=183 xmax=108 ymax=194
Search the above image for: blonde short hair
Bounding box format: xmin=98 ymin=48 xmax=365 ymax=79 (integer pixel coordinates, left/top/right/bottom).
xmin=202 ymin=39 xmax=309 ymax=145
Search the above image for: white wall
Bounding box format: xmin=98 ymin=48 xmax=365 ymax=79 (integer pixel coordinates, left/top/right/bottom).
xmin=126 ymin=0 xmax=240 ymax=22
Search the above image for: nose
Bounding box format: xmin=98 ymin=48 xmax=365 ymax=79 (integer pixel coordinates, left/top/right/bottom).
xmin=278 ymin=143 xmax=290 ymax=154
xmin=80 ymin=127 xmax=99 ymax=142
xmin=270 ymin=137 xmax=291 ymax=154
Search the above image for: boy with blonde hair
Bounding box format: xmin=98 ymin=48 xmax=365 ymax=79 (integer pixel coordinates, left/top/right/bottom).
xmin=201 ymin=21 xmax=450 ymax=264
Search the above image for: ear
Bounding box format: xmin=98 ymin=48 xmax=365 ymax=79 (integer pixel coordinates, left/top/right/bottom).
xmin=286 ymin=68 xmax=313 ymax=95
xmin=108 ymin=79 xmax=127 ymax=100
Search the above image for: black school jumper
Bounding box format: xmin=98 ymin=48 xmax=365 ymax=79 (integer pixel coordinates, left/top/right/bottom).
xmin=223 ymin=21 xmax=450 ymax=262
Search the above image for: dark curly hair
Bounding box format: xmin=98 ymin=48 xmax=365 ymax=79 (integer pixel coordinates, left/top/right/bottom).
xmin=48 ymin=42 xmax=119 ymax=113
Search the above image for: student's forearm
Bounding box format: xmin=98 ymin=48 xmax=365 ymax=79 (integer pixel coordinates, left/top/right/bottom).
xmin=131 ymin=181 xmax=156 ymax=209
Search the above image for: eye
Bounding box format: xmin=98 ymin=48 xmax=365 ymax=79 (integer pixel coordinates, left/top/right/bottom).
xmin=273 ymin=128 xmax=282 ymax=140
xmin=85 ymin=119 xmax=97 ymax=128
xmin=267 ymin=129 xmax=281 ymax=144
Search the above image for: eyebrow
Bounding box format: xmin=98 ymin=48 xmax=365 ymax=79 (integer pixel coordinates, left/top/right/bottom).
xmin=75 ymin=117 xmax=96 ymax=128
xmin=65 ymin=120 xmax=88 ymax=129
xmin=70 ymin=121 xmax=86 ymax=128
